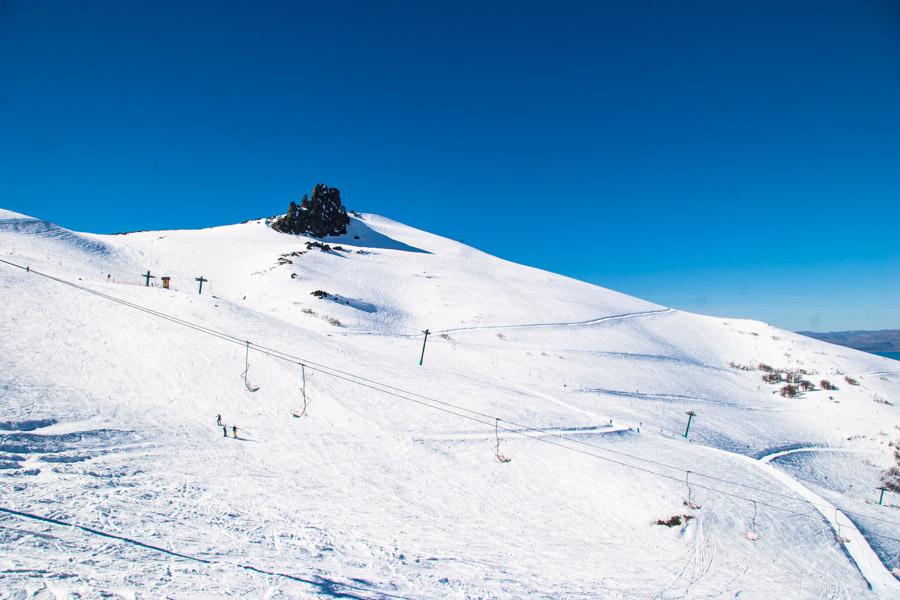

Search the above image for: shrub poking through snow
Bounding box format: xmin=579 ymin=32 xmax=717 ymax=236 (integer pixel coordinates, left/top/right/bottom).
xmin=844 ymin=376 xmax=859 ymax=386
xmin=799 ymin=380 xmax=814 ymax=392
xmin=820 ymin=379 xmax=837 ymax=391
xmin=311 ymin=290 xmax=330 ymax=299
xmin=325 ymin=316 xmax=342 ymax=327
xmin=784 ymin=371 xmax=803 ymax=384
xmin=882 ymin=445 xmax=900 ymax=492
xmin=656 ymin=515 xmax=693 ymax=527
xmin=306 ymin=241 xmax=333 ymax=252
xmin=780 ymin=384 xmax=799 ymax=398
xmin=762 ymin=372 xmax=782 ymax=384
xmin=758 ymin=363 xmax=774 ymax=373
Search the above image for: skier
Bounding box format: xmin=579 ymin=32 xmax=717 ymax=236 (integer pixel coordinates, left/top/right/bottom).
xmin=222 ymin=425 xmax=227 ymax=437
xmin=216 ymin=414 xmax=222 ymax=426
xmin=232 ymin=425 xmax=238 ymax=439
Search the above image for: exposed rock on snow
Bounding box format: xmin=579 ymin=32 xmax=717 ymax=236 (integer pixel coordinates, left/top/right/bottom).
xmin=271 ymin=184 xmax=350 ymax=238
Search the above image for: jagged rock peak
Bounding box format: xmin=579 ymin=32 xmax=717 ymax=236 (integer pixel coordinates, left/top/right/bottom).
xmin=271 ymin=184 xmax=350 ymax=238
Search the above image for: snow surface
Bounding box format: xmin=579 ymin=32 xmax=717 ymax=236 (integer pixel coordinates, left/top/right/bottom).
xmin=1 ymin=210 xmax=899 ymax=598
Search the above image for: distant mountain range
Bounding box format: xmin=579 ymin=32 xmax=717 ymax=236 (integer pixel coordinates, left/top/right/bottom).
xmin=798 ymin=329 xmax=900 ymax=353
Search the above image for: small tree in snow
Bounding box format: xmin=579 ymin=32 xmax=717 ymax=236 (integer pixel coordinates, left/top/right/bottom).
xmin=762 ymin=372 xmax=782 ymax=384
xmin=780 ymin=384 xmax=799 ymax=398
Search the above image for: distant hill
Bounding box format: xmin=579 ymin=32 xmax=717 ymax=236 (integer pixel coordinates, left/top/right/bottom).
xmin=798 ymin=329 xmax=900 ymax=352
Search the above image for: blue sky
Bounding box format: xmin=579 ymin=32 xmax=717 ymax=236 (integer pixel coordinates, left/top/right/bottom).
xmin=1 ymin=1 xmax=898 ymax=331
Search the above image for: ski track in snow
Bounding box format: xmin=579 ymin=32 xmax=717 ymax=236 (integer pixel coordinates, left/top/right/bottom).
xmin=0 ymin=507 xmax=410 ymax=599
xmin=413 ymin=424 xmax=631 ymax=442
xmin=754 ymin=448 xmax=899 ymax=596
xmin=434 ymin=307 xmax=673 ymax=334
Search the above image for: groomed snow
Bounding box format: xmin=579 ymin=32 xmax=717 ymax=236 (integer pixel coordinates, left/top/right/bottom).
xmin=1 ymin=210 xmax=898 ymax=598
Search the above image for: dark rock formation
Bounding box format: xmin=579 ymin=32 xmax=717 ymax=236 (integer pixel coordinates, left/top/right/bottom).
xmin=272 ymin=184 xmax=350 ymax=238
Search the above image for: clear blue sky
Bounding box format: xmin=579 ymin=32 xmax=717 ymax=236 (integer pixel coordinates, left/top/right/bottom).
xmin=1 ymin=1 xmax=898 ymax=331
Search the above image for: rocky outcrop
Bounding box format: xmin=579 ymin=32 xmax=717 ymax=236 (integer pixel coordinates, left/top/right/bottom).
xmin=271 ymin=184 xmax=350 ymax=238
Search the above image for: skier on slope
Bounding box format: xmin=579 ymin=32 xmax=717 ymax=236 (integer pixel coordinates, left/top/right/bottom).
xmin=216 ymin=414 xmax=222 ymax=426
xmin=232 ymin=425 xmax=238 ymax=439
xmin=222 ymin=425 xmax=228 ymax=437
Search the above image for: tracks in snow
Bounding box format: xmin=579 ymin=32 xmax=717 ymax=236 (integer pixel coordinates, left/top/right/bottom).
xmin=648 ymin=436 xmax=899 ymax=596
xmin=0 ymin=506 xmax=408 ymax=599
xmin=414 ymin=424 xmax=630 ymax=442
xmin=754 ymin=447 xmax=899 ymax=596
xmin=434 ymin=307 xmax=672 ymax=334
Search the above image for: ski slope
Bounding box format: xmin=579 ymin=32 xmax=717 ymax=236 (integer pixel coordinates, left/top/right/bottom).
xmin=1 ymin=207 xmax=899 ymax=598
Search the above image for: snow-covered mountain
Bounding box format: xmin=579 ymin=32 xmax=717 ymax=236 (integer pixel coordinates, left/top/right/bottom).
xmin=1 ymin=207 xmax=898 ymax=598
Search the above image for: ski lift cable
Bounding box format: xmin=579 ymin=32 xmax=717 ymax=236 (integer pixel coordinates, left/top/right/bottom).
xmin=6 ymin=258 xmax=900 ymax=536
xmin=244 ymin=342 xmax=900 ymax=521
xmin=0 ymin=258 xmax=856 ymax=505
xmin=7 ymin=257 xmax=900 ymax=533
xmin=7 ymin=257 xmax=900 ymax=534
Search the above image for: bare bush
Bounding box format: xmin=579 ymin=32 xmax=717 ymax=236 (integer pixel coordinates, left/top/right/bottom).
xmin=820 ymin=380 xmax=837 ymax=391
xmin=729 ymin=361 xmax=755 ymax=371
xmin=656 ymin=514 xmax=693 ymax=527
xmin=762 ymin=372 xmax=782 ymax=384
xmin=780 ymin=384 xmax=799 ymax=398
xmin=784 ymin=371 xmax=802 ymax=384
xmin=844 ymin=376 xmax=859 ymax=386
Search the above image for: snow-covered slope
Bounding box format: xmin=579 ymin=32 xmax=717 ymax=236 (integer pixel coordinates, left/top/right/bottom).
xmin=1 ymin=208 xmax=898 ymax=598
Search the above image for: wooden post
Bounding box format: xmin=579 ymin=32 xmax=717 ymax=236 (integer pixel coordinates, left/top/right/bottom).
xmin=195 ymin=276 xmax=207 ymax=295
xmin=683 ymin=411 xmax=697 ymax=438
xmin=418 ymin=329 xmax=431 ymax=366
xmin=142 ymin=271 xmax=156 ymax=286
